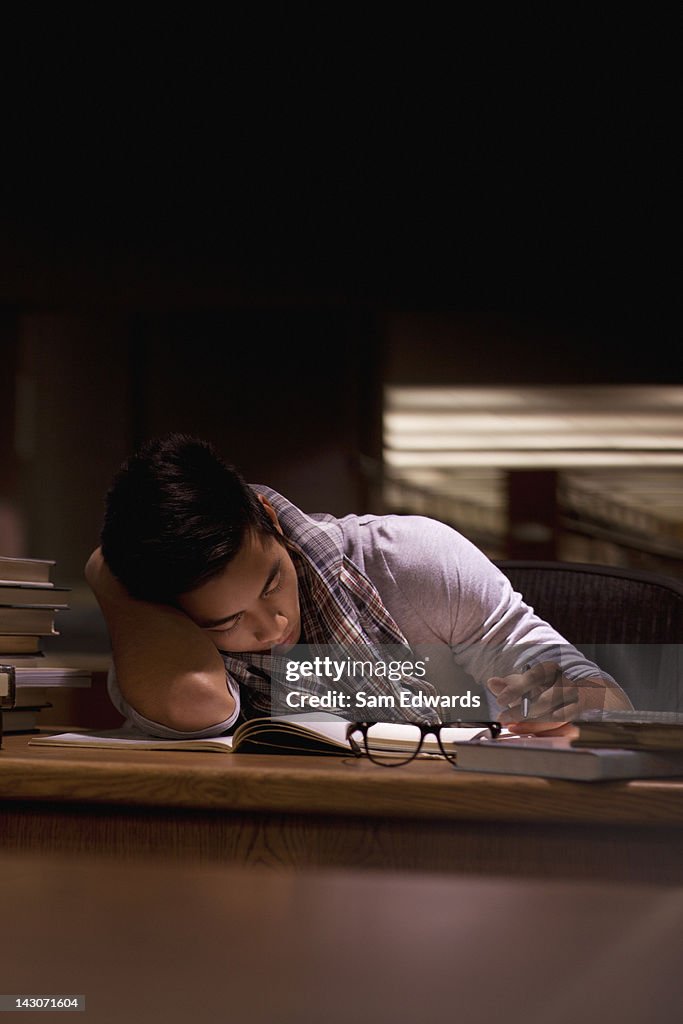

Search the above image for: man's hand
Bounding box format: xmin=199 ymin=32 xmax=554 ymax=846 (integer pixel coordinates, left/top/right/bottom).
xmin=486 ymin=661 xmax=633 ymax=736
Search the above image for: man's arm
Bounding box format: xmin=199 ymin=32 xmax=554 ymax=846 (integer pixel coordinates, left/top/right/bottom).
xmin=358 ymin=515 xmax=634 ymax=734
xmin=85 ymin=548 xmax=236 ymax=732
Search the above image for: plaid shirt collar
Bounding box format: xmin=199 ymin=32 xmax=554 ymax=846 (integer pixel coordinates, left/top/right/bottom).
xmin=220 ymin=487 xmax=437 ymax=722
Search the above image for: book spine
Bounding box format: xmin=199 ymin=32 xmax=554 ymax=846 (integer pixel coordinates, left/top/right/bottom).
xmin=0 ymin=666 xmax=17 ymax=709
xmin=1 ymin=665 xmax=16 ymax=746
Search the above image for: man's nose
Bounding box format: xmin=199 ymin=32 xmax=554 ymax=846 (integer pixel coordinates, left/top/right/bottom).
xmin=252 ymin=608 xmax=287 ymax=644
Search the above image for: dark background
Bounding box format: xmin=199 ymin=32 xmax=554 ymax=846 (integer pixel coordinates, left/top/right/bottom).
xmin=1 ymin=26 xmax=679 ymax=601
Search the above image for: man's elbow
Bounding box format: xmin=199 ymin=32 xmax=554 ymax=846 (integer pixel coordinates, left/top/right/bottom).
xmin=125 ymin=673 xmax=236 ymax=733
xmin=603 ymin=684 xmax=634 ymax=712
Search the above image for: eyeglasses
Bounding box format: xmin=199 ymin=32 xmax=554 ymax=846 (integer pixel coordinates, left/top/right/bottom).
xmin=346 ymin=720 xmax=502 ymax=767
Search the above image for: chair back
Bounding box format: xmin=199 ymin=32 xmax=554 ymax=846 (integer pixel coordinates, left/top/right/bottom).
xmin=494 ymin=560 xmax=683 ymax=711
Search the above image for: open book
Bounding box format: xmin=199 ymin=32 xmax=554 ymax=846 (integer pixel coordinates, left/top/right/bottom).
xmin=28 ymin=717 xmax=493 ymax=757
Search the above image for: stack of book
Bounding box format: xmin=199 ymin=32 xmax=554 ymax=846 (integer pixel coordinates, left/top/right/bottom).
xmin=0 ymin=554 xmax=91 ymax=736
xmin=0 ymin=553 xmax=67 ymax=663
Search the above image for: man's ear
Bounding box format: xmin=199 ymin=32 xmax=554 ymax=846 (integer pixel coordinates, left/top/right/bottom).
xmin=257 ymin=494 xmax=283 ymax=534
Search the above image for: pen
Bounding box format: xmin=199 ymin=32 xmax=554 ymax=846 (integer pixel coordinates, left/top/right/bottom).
xmin=522 ymin=663 xmax=531 ymax=719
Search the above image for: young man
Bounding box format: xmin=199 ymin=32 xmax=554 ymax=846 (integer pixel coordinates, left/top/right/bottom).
xmin=86 ymin=433 xmax=631 ymax=739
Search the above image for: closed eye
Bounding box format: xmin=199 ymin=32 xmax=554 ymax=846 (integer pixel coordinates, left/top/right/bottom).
xmin=264 ymin=573 xmax=282 ymax=597
xmin=200 ymin=559 xmax=283 ymax=633
xmin=208 ymin=614 xmax=242 ymax=634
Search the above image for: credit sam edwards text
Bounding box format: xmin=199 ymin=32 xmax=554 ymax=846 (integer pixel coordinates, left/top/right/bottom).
xmin=282 ymin=655 xmax=481 ymax=710
xmin=284 ymin=690 xmax=482 ymax=710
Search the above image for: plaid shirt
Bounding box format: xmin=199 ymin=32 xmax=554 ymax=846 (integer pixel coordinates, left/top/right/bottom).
xmin=220 ymin=487 xmax=439 ymax=724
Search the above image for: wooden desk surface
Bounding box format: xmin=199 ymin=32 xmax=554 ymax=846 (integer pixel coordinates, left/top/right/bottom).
xmin=2 ymin=731 xmax=683 ymax=884
xmin=2 ymin=731 xmax=683 ymax=827
xmin=1 ymin=851 xmax=682 ymax=1024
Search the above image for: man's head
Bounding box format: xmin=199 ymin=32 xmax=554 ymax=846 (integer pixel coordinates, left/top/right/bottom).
xmin=100 ymin=433 xmax=284 ymax=605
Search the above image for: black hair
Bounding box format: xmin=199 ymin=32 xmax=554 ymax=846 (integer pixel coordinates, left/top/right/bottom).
xmin=100 ymin=433 xmax=282 ymax=602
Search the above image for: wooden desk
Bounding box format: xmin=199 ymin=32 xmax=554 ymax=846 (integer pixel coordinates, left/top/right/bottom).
xmin=1 ymin=852 xmax=682 ymax=1024
xmin=2 ymin=732 xmax=683 ymax=884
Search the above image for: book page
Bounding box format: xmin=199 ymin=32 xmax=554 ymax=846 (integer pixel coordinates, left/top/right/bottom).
xmin=28 ymin=729 xmax=236 ymax=752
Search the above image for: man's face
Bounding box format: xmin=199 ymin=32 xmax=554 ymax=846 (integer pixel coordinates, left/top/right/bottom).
xmin=178 ymin=530 xmax=301 ymax=654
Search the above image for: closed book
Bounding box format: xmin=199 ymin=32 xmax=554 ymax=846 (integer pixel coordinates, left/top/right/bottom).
xmin=2 ymin=709 xmax=45 ymax=733
xmin=0 ymin=652 xmax=44 ymax=666
xmin=0 ymin=606 xmax=66 ymax=634
xmin=0 ymin=635 xmax=52 ymax=654
xmin=1 ymin=667 xmax=90 ymax=719
xmin=11 ymin=666 xmax=92 ymax=689
xmin=452 ymin=734 xmax=683 ymax=781
xmin=0 ymin=555 xmax=55 ymax=585
xmin=572 ymin=710 xmax=683 ymax=751
xmin=0 ymin=583 xmax=70 ymax=607
xmin=11 ymin=686 xmax=51 ymax=708
xmin=0 ymin=666 xmax=16 ymax=708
